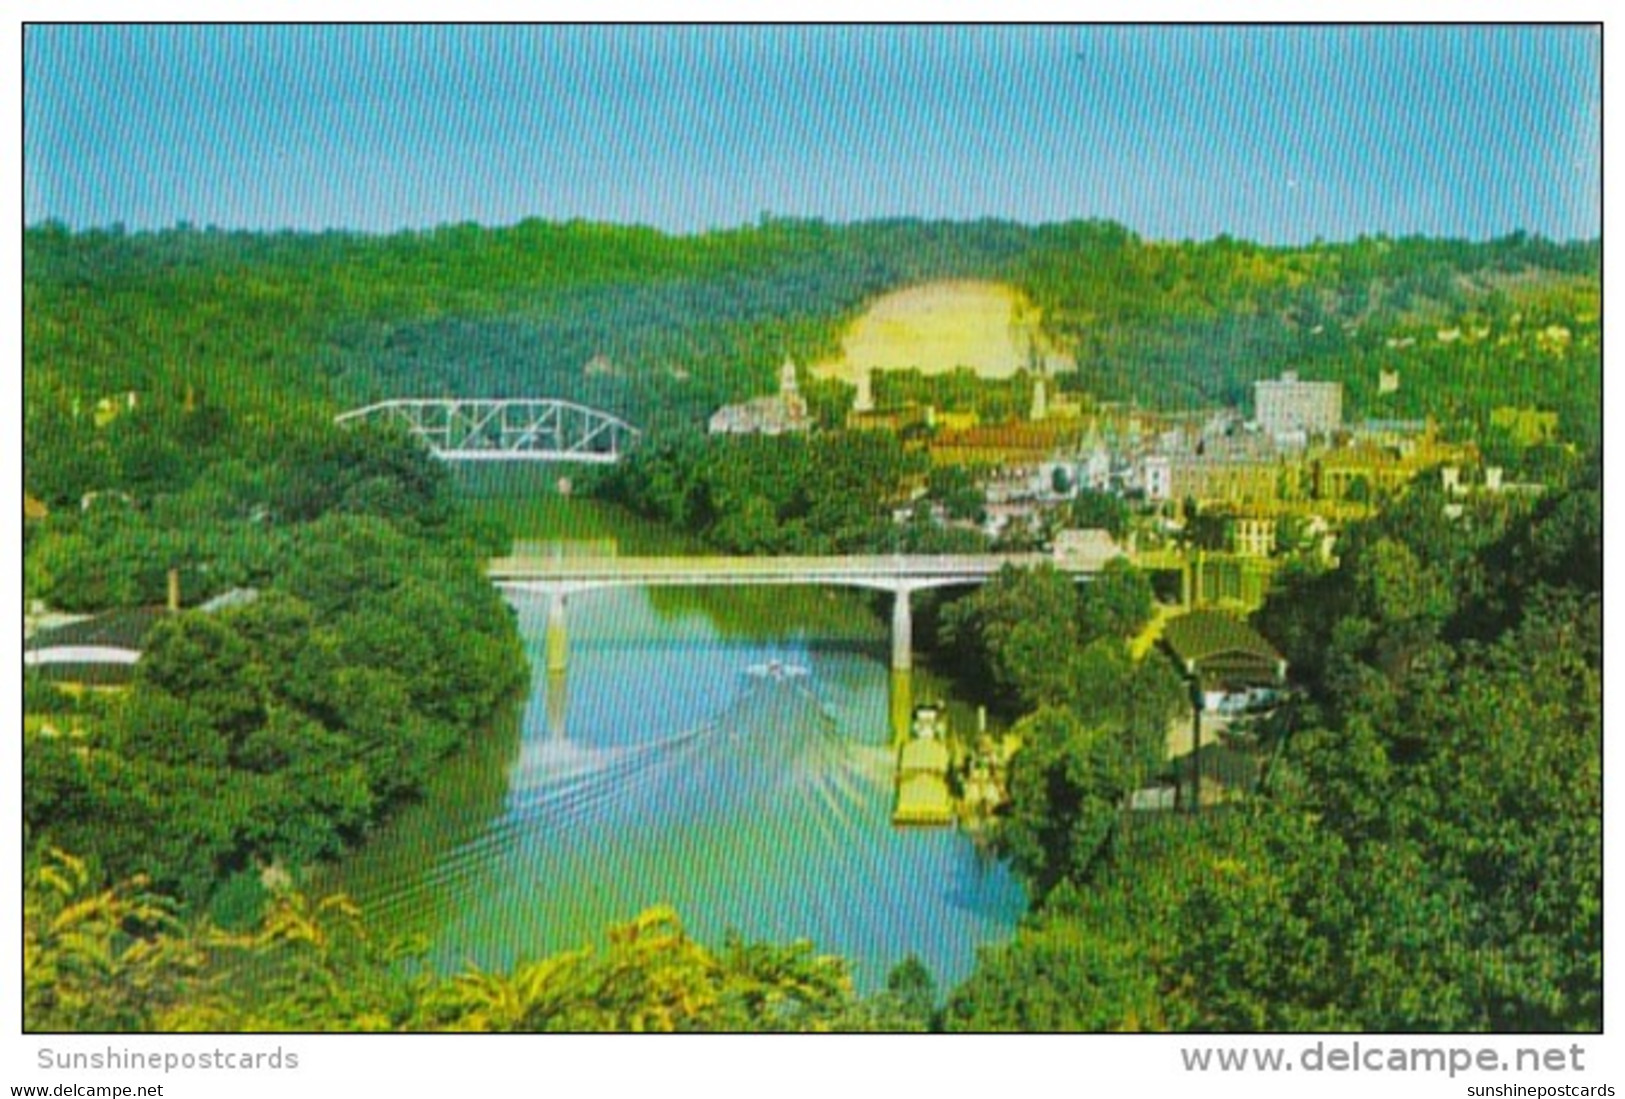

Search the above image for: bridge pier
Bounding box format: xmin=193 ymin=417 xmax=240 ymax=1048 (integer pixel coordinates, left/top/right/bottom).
xmin=545 ymin=593 xmax=569 ymax=674
xmin=545 ymin=669 xmax=569 ymax=741
xmin=890 ymin=668 xmax=914 ymax=746
xmin=891 ymin=585 xmax=913 ymax=673
xmin=890 ymin=586 xmax=914 ymax=743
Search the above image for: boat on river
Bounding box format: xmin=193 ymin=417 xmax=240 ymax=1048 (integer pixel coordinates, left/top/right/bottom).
xmin=744 ymin=659 xmax=810 ymax=681
xmin=958 ymin=749 xmax=1009 ymax=836
xmin=893 ymin=703 xmax=953 ymax=826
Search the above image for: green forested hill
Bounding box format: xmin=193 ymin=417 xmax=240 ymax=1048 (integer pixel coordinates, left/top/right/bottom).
xmin=25 ymin=218 xmax=1600 ymax=508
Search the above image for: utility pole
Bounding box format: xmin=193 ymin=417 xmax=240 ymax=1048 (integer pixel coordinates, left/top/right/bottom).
xmin=1190 ymin=674 xmax=1203 ymax=813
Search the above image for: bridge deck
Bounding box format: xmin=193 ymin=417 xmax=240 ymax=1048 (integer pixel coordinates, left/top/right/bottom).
xmin=488 ymin=552 xmax=1118 ymax=592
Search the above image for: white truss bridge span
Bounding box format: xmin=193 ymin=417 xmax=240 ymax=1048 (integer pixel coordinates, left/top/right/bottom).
xmin=334 ymin=398 xmax=641 ymax=463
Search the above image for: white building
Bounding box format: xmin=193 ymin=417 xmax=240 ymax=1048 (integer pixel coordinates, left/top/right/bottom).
xmin=708 ymin=358 xmax=811 ymax=436
xmin=1142 ymin=455 xmax=1172 ymax=502
xmin=1254 ymin=371 xmax=1342 ymax=439
xmin=1082 ymin=445 xmax=1112 ymax=492
xmin=1052 ymin=528 xmax=1121 ymax=563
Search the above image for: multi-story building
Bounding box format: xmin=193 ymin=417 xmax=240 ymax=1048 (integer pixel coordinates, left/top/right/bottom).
xmin=1255 ymin=370 xmax=1342 ymax=439
xmin=1142 ymin=455 xmax=1172 ymax=502
xmin=1312 ymin=433 xmax=1478 ymax=503
xmin=1168 ymin=455 xmax=1287 ymax=508
xmin=927 ymin=419 xmax=1081 ymax=468
xmin=1231 ymin=515 xmax=1277 ymax=558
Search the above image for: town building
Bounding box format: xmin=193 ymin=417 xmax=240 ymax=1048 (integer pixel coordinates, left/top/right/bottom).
xmin=1230 ymin=515 xmax=1277 ymax=559
xmin=1076 ymin=439 xmax=1112 ymax=492
xmin=1143 ymin=455 xmax=1172 ymax=502
xmin=708 ymin=358 xmax=811 ymax=436
xmin=847 ymin=404 xmax=935 ymax=434
xmin=853 ymin=371 xmax=875 ymax=412
xmin=24 ymin=575 xmax=257 ymax=688
xmin=1254 ymin=370 xmax=1342 ymax=439
xmin=1052 ymin=527 xmax=1123 ymax=563
xmin=1162 ymin=609 xmax=1287 ymax=713
xmin=1312 ymin=432 xmax=1477 ymax=502
xmin=1349 ymin=419 xmax=1431 ymax=447
xmin=1166 ymin=455 xmax=1290 ymax=508
xmin=1490 ymin=405 xmax=1560 ymax=447
xmin=23 ymin=607 xmax=166 ymax=687
xmin=927 ymin=419 xmax=1081 ymax=468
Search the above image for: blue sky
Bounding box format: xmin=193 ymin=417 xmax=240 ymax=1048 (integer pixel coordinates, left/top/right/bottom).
xmin=23 ymin=25 xmax=1601 ymax=242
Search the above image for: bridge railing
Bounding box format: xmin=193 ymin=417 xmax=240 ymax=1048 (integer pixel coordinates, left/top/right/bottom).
xmin=487 ymin=552 xmax=1118 ymax=589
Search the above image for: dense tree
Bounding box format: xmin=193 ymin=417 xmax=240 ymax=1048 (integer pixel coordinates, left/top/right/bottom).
xmin=26 ymin=220 xmax=1599 ymax=484
xmin=938 ymin=565 xmax=1081 ymax=711
xmin=25 ymin=853 xmax=913 ymax=1033
xmin=926 ymin=464 xmax=986 ymax=522
xmin=946 ymin=921 xmax=1154 ymax=1032
xmin=1068 ymin=489 xmax=1131 ymax=539
xmin=1166 ymin=462 xmax=1601 ymax=1031
xmin=138 ymin=614 xmax=269 ymax=749
xmin=999 ymin=707 xmax=1141 ymax=894
xmin=598 ymin=431 xmax=924 ymax=555
xmin=1076 ymin=556 xmax=1154 ymax=643
xmin=23 ymin=419 xmax=528 ymax=912
xmin=948 ymin=460 xmax=1599 ymax=1033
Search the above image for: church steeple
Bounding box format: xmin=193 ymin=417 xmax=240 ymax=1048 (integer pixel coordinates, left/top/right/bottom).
xmin=853 ymin=370 xmax=874 ymax=412
xmin=780 ymin=357 xmax=808 ymax=424
xmin=1030 ymin=376 xmax=1048 ymax=422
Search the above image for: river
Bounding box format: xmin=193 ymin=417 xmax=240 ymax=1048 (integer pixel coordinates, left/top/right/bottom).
xmin=320 ymin=493 xmax=1026 ymax=992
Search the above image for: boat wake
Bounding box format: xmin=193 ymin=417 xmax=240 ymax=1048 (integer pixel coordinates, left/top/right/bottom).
xmin=349 ymin=640 xmax=1027 ymax=990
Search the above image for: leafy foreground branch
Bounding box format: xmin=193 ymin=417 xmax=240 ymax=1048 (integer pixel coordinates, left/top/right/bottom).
xmin=24 ymin=850 xmax=930 ymax=1033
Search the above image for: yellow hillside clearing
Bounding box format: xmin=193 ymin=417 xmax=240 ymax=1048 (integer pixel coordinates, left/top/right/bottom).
xmin=812 ymin=280 xmax=1074 ymax=385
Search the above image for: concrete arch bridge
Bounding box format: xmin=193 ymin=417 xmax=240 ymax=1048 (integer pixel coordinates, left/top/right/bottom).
xmin=488 ymin=550 xmax=1117 ymax=682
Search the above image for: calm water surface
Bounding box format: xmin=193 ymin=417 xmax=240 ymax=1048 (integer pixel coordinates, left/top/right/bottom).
xmin=326 ymin=517 xmax=1025 ymax=991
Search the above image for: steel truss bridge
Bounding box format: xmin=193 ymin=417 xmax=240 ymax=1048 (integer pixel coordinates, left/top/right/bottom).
xmin=335 ymin=399 xmax=641 ymax=463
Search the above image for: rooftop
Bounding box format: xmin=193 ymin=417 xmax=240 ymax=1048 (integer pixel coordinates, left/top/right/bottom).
xmin=1162 ymin=609 xmax=1286 ymax=685
xmin=24 ymin=607 xmax=169 ymax=653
